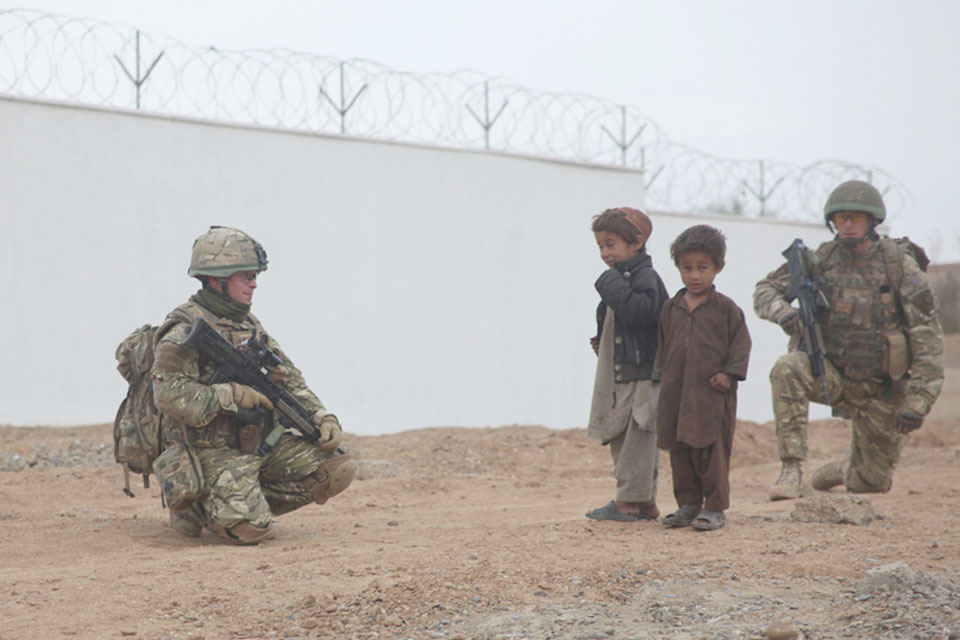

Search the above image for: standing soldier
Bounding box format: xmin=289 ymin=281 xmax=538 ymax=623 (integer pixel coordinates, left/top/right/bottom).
xmin=754 ymin=181 xmax=944 ymax=501
xmin=151 ymin=226 xmax=356 ymax=543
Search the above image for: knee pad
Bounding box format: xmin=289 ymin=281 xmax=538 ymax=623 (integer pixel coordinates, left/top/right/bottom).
xmin=307 ymin=455 xmax=357 ymax=505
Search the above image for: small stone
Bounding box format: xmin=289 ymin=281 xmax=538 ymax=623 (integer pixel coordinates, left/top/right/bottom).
xmin=119 ymin=633 xmax=137 ymax=638
xmin=765 ymin=619 xmax=798 ymax=640
xmin=301 ymin=620 xmax=318 ymax=629
xmin=791 ymin=495 xmax=877 ymax=525
xmin=855 ymin=561 xmax=917 ymax=597
xmin=387 ymin=520 xmax=399 ymax=526
xmin=300 ymin=595 xmax=316 ymax=608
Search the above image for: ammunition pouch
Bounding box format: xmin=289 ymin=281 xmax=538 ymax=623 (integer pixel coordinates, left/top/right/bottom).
xmin=824 ymin=327 xmax=910 ymax=382
xmin=824 ymin=327 xmax=885 ymax=380
xmin=882 ymin=330 xmax=910 ymax=381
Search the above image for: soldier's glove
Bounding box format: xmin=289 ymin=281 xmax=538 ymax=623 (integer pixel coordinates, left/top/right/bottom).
xmin=316 ymin=414 xmax=343 ymax=453
xmin=229 ymin=382 xmax=275 ymax=411
xmin=777 ymin=309 xmax=802 ymax=336
xmin=895 ymin=410 xmax=924 ymax=434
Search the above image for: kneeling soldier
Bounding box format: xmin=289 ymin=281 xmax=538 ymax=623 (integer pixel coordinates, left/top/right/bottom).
xmin=754 ymin=181 xmax=943 ymax=500
xmin=152 ymin=226 xmax=356 ymax=543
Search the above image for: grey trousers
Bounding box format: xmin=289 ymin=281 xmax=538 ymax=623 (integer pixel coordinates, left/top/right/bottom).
xmin=609 ymin=416 xmax=660 ymax=504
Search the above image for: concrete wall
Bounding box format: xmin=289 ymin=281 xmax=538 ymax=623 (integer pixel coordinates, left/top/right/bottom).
xmin=0 ymin=96 xmax=831 ymax=433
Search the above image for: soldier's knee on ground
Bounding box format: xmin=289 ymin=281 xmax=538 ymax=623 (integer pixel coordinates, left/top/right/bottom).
xmin=211 ymin=521 xmax=277 ymax=545
xmin=305 ymin=454 xmax=357 ymax=505
xmin=844 ymin=467 xmax=893 ymax=494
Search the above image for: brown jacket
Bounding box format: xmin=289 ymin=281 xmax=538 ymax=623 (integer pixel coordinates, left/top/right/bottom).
xmin=653 ymin=287 xmax=751 ymax=449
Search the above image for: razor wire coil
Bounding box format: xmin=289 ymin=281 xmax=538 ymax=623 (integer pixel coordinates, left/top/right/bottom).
xmin=0 ymin=9 xmax=907 ymax=221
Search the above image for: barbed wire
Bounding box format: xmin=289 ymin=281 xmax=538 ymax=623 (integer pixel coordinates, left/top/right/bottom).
xmin=0 ymin=8 xmax=908 ymax=222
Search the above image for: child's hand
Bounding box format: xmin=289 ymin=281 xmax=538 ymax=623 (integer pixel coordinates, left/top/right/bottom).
xmin=709 ymin=372 xmax=733 ymax=392
xmin=589 ymin=336 xmax=600 ymax=355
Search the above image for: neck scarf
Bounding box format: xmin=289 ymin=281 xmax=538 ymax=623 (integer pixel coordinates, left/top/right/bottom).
xmin=193 ymin=287 xmax=250 ymax=322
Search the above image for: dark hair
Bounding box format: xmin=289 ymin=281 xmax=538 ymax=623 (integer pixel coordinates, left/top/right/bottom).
xmin=670 ymin=225 xmax=726 ymax=268
xmin=591 ymin=209 xmax=641 ymax=244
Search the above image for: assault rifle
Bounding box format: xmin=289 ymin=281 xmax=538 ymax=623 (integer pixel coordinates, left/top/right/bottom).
xmin=181 ymin=318 xmax=326 ymax=456
xmin=782 ymin=239 xmax=831 ymax=404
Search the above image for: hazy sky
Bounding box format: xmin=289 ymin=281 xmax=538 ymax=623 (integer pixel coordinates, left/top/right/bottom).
xmin=9 ymin=0 xmax=959 ymax=261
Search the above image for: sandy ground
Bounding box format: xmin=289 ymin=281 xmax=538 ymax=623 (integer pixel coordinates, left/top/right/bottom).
xmin=3 ymin=341 xmax=960 ymax=639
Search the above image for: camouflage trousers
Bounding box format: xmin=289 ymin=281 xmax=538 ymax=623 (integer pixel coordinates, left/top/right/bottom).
xmin=182 ymin=433 xmax=344 ymax=531
xmin=770 ymin=351 xmax=905 ymax=493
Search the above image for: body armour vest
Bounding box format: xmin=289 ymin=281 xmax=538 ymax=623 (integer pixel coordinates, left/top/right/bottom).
xmin=813 ymin=241 xmax=904 ymax=381
xmin=157 ymin=300 xmax=268 ymax=449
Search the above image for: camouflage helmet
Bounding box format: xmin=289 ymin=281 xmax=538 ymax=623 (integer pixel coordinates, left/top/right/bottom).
xmin=823 ymin=180 xmax=886 ymax=225
xmin=188 ymin=226 xmax=268 ymax=278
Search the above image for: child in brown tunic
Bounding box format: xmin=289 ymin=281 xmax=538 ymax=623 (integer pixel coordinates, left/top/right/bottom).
xmin=653 ymin=225 xmax=751 ymax=531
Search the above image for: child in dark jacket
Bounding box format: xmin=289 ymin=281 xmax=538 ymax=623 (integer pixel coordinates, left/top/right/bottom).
xmin=654 ymin=225 xmax=751 ymax=531
xmin=586 ymin=208 xmax=669 ymax=522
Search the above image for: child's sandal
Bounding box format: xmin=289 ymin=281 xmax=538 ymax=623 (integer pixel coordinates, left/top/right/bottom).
xmin=661 ymin=504 xmax=700 ymax=527
xmin=691 ymin=509 xmax=725 ymax=531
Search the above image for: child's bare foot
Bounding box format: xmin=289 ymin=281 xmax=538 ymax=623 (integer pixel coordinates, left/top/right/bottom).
xmin=614 ymin=500 xmax=660 ymax=520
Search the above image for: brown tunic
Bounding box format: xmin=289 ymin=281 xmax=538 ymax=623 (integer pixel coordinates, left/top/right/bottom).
xmin=654 ymin=287 xmax=751 ymax=449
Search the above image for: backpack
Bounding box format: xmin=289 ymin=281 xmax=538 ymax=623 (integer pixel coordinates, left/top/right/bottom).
xmin=114 ymin=324 xmax=163 ymax=497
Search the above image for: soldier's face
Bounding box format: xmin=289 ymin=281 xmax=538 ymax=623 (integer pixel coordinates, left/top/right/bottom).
xmin=831 ymin=211 xmax=872 ymax=243
xmin=594 ymin=230 xmax=643 ymax=267
xmin=214 ymin=270 xmax=258 ymax=305
xmin=677 ymin=250 xmax=720 ymax=296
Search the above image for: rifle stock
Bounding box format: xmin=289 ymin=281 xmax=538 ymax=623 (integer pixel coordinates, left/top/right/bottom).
xmin=781 ymin=239 xmax=832 ymax=405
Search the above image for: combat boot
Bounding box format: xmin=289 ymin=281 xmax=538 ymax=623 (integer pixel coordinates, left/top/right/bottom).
xmin=169 ymin=509 xmax=202 ymax=537
xmin=768 ymin=458 xmax=804 ymax=501
xmin=308 ymin=454 xmax=358 ymax=505
xmin=811 ymin=455 xmax=848 ymax=491
xmin=211 ymin=521 xmax=278 ymax=545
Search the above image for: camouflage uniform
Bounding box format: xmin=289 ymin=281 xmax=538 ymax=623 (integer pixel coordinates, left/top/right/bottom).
xmin=755 ymin=238 xmax=943 ymax=494
xmin=152 ymin=227 xmax=355 ymax=543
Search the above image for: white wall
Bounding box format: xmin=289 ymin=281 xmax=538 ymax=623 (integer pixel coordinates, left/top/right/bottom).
xmin=0 ymin=96 xmax=831 ymax=433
